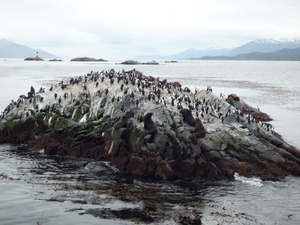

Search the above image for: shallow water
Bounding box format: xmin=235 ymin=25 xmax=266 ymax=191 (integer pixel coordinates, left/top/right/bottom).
xmin=1 ymin=59 xmax=300 ymax=224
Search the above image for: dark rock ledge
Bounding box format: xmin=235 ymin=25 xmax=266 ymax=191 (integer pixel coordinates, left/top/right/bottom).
xmin=1 ymin=69 xmax=300 ymax=181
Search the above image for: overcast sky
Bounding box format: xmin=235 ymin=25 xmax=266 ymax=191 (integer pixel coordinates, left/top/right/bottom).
xmin=1 ymin=0 xmax=300 ymax=59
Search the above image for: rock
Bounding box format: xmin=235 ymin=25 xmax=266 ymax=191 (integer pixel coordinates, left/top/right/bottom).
xmin=85 ymin=161 xmax=108 ymax=173
xmin=70 ymin=57 xmax=107 ymax=62
xmin=126 ymin=156 xmax=147 ymax=176
xmin=193 ymin=118 xmax=206 ymax=138
xmin=120 ymin=60 xmax=159 ymax=65
xmin=0 ymin=69 xmax=300 ymax=181
xmin=24 ymin=57 xmax=44 ymax=61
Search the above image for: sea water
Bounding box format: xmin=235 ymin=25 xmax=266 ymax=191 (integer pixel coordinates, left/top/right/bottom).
xmin=0 ymin=59 xmax=300 ymax=224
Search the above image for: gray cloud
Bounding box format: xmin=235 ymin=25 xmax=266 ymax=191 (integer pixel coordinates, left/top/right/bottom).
xmin=1 ymin=0 xmax=300 ymax=59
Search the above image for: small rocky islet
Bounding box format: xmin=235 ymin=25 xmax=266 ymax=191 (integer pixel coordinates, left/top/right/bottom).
xmin=70 ymin=57 xmax=108 ymax=62
xmin=0 ymin=68 xmax=300 ymax=181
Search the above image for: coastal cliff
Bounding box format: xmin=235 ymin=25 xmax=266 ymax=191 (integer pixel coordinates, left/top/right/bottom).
xmin=1 ymin=69 xmax=300 ymax=181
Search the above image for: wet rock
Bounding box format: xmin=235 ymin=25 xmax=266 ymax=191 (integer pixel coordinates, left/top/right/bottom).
xmin=0 ymin=69 xmax=300 ymax=182
xmin=85 ymin=161 xmax=108 ymax=173
xmin=126 ymin=156 xmax=147 ymax=176
xmin=156 ymin=160 xmax=178 ymax=181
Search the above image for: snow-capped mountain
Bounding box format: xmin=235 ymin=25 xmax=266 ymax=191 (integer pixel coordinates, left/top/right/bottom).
xmin=135 ymin=38 xmax=300 ymax=60
xmin=226 ymin=38 xmax=300 ymax=56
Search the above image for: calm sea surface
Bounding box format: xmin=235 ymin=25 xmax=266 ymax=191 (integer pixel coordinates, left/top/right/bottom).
xmin=0 ymin=59 xmax=300 ymax=224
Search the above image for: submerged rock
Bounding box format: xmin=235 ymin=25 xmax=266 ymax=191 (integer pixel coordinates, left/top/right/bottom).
xmin=0 ymin=69 xmax=300 ymax=181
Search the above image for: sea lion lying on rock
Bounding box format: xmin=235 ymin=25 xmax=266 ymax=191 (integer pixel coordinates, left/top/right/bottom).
xmin=113 ymin=116 xmax=128 ymax=130
xmin=180 ymin=108 xmax=196 ymax=127
xmin=241 ymin=106 xmax=250 ymax=115
xmin=143 ymin=112 xmax=157 ymax=135
xmin=227 ymin=94 xmax=240 ymax=101
xmin=251 ymin=111 xmax=271 ymax=122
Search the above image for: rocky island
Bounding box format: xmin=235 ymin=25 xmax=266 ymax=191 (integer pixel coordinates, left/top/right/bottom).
xmin=71 ymin=57 xmax=108 ymax=62
xmin=0 ymin=69 xmax=300 ymax=181
xmin=121 ymin=60 xmax=159 ymax=65
xmin=49 ymin=59 xmax=63 ymax=62
xmin=24 ymin=56 xmax=44 ymax=61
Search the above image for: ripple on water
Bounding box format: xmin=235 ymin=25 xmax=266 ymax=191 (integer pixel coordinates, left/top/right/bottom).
xmin=0 ymin=144 xmax=207 ymax=224
xmin=234 ymin=173 xmax=263 ymax=187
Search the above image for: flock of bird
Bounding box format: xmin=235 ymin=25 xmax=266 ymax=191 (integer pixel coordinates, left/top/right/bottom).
xmin=1 ymin=68 xmax=275 ymax=135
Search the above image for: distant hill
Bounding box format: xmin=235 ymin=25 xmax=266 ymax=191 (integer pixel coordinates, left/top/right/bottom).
xmin=135 ymin=48 xmax=231 ymax=60
xmin=135 ymin=38 xmax=300 ymax=60
xmin=225 ymin=39 xmax=300 ymax=56
xmin=0 ymin=39 xmax=58 ymax=58
xmin=200 ymin=47 xmax=300 ymax=61
xmin=169 ymin=48 xmax=231 ymax=59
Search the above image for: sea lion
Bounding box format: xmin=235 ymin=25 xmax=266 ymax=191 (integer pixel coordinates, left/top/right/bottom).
xmin=241 ymin=106 xmax=250 ymax=115
xmin=113 ymin=116 xmax=128 ymax=130
xmin=193 ymin=118 xmax=206 ymax=138
xmin=180 ymin=108 xmax=196 ymax=127
xmin=227 ymin=94 xmax=240 ymax=101
xmin=143 ymin=112 xmax=157 ymax=135
xmin=30 ymin=86 xmax=35 ymax=95
xmin=27 ymin=86 xmax=35 ymax=98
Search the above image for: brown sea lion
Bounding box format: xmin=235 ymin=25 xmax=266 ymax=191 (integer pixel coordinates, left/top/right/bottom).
xmin=227 ymin=94 xmax=240 ymax=101
xmin=26 ymin=86 xmax=36 ymax=98
xmin=180 ymin=108 xmax=196 ymax=127
xmin=241 ymin=106 xmax=250 ymax=115
xmin=143 ymin=112 xmax=157 ymax=135
xmin=173 ymin=81 xmax=182 ymax=88
xmin=113 ymin=116 xmax=128 ymax=130
xmin=193 ymin=118 xmax=206 ymax=138
xmin=251 ymin=111 xmax=271 ymax=122
xmin=30 ymin=86 xmax=35 ymax=95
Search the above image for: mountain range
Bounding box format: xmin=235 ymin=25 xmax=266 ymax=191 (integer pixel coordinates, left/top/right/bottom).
xmin=136 ymin=38 xmax=300 ymax=60
xmin=0 ymin=39 xmax=57 ymax=58
xmin=201 ymin=47 xmax=300 ymax=61
xmin=1 ymin=38 xmax=300 ymax=60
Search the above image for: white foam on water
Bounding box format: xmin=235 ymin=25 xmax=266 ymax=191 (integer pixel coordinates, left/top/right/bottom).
xmin=102 ymin=161 xmax=120 ymax=172
xmin=234 ymin=172 xmax=263 ymax=187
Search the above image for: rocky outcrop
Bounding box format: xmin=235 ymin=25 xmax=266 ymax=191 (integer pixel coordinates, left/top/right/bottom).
xmin=70 ymin=57 xmax=107 ymax=62
xmin=121 ymin=60 xmax=159 ymax=65
xmin=0 ymin=69 xmax=300 ymax=181
xmin=24 ymin=57 xmax=44 ymax=61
